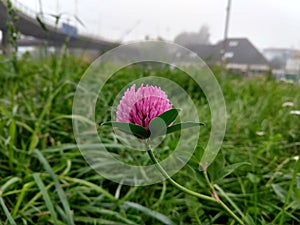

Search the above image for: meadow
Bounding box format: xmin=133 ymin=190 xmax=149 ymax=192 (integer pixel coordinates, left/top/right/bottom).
xmin=0 ymin=52 xmax=300 ymax=225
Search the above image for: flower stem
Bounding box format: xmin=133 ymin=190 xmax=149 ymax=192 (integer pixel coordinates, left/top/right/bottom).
xmin=203 ymin=169 xmax=220 ymax=202
xmin=147 ymin=148 xmax=216 ymax=202
xmin=146 ymin=143 xmax=244 ymax=225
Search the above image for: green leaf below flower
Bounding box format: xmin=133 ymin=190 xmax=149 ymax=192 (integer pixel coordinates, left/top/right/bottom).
xmin=166 ymin=122 xmax=205 ymax=134
xmin=154 ymin=108 xmax=181 ymax=126
xmin=149 ymin=121 xmax=205 ymax=139
xmin=101 ymin=122 xmax=149 ymax=139
xmin=101 ymin=108 xmax=204 ymax=140
xmin=149 ymin=117 xmax=167 ymax=138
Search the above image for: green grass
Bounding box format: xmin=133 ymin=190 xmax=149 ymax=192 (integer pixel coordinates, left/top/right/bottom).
xmin=0 ymin=52 xmax=300 ymax=224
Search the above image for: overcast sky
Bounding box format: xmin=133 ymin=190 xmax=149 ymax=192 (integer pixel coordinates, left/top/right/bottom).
xmin=16 ymin=0 xmax=300 ymax=50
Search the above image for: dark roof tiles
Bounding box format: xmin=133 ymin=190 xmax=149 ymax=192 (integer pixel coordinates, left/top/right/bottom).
xmin=185 ymin=38 xmax=269 ymax=66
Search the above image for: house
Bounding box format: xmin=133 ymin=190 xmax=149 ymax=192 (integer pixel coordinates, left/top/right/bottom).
xmin=185 ymin=38 xmax=270 ymax=75
xmin=285 ymin=53 xmax=300 ymax=82
xmin=262 ymin=48 xmax=298 ymax=69
xmin=261 ymin=48 xmax=300 ymax=81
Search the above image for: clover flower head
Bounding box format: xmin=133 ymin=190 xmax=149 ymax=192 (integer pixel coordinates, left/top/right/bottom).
xmin=116 ymin=84 xmax=172 ymax=129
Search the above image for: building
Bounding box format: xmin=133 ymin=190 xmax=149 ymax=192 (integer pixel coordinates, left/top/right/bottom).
xmin=263 ymin=48 xmax=298 ymax=69
xmin=185 ymin=38 xmax=270 ymax=75
xmin=262 ymin=48 xmax=300 ymax=81
xmin=285 ymin=53 xmax=300 ymax=82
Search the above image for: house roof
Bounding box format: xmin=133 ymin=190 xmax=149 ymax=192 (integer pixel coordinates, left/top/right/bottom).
xmin=185 ymin=38 xmax=270 ymax=66
xmin=184 ymin=44 xmax=218 ymax=61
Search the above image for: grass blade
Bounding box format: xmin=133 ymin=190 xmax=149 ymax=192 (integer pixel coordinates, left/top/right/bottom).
xmin=13 ymin=181 xmax=35 ymax=217
xmin=279 ymin=155 xmax=300 ymax=225
xmin=61 ymin=176 xmax=115 ymax=200
xmin=0 ymin=177 xmax=19 ymax=193
xmin=0 ymin=196 xmax=17 ymax=225
xmin=29 ymin=82 xmax=68 ymax=153
xmin=33 ymin=173 xmax=59 ymax=225
xmin=33 ymin=149 xmax=74 ymax=225
xmin=123 ymin=201 xmax=174 ymax=225
xmin=214 ymin=184 xmax=245 ymax=219
xmin=0 ymin=196 xmax=16 ymax=225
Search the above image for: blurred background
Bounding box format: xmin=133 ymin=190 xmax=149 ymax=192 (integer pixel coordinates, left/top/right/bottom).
xmin=1 ymin=0 xmax=300 ymax=80
xmin=4 ymin=0 xmax=300 ymax=47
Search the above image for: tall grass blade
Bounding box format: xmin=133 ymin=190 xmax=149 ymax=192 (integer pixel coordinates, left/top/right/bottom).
xmin=214 ymin=184 xmax=245 ymax=219
xmin=33 ymin=149 xmax=74 ymax=225
xmin=0 ymin=196 xmax=17 ymax=225
xmin=123 ymin=201 xmax=175 ymax=225
xmin=0 ymin=177 xmax=19 ymax=193
xmin=61 ymin=176 xmax=115 ymax=200
xmin=29 ymin=82 xmax=67 ymax=152
xmin=13 ymin=181 xmax=35 ymax=217
xmin=279 ymin=155 xmax=300 ymax=225
xmin=33 ymin=173 xmax=59 ymax=225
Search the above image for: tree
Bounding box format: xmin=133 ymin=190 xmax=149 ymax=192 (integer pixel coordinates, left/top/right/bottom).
xmin=174 ymin=25 xmax=211 ymax=46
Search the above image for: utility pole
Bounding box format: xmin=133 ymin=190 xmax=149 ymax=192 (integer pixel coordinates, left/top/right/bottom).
xmin=38 ymin=0 xmax=44 ymax=19
xmin=74 ymin=0 xmax=78 ymax=28
xmin=56 ymin=0 xmax=59 ymax=14
xmin=1 ymin=29 xmax=10 ymax=56
xmin=221 ymin=0 xmax=232 ymax=63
